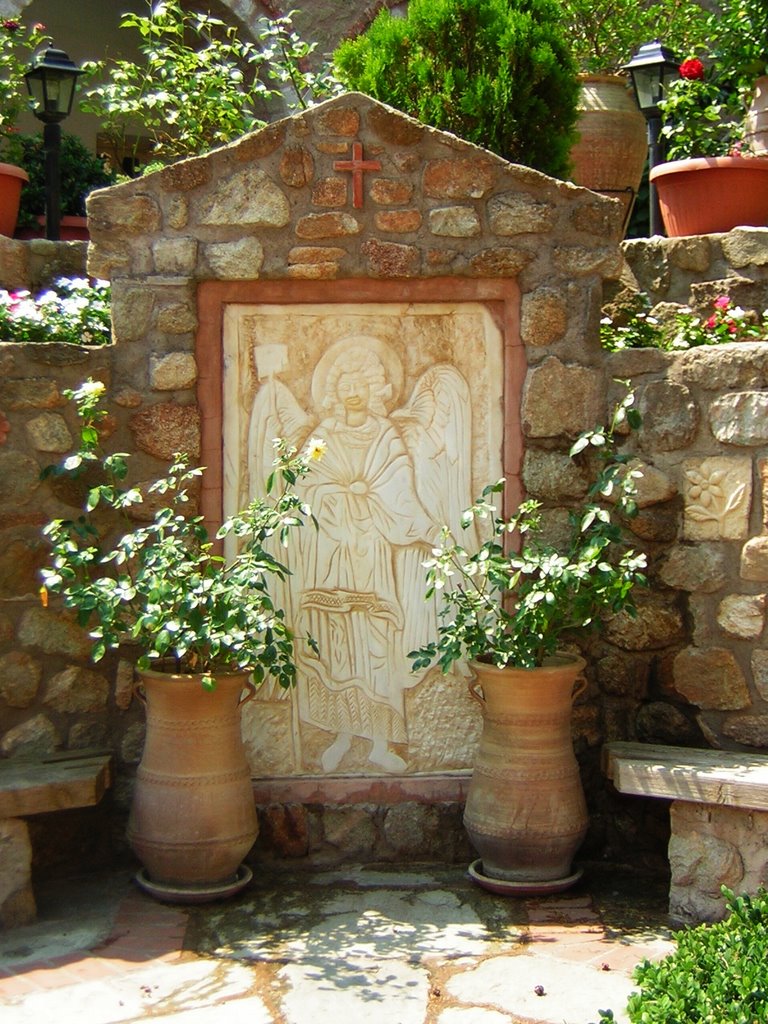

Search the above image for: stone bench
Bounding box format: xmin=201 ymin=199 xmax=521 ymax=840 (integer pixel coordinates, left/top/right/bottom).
xmin=0 ymin=750 xmax=112 ymax=928
xmin=603 ymin=741 xmax=768 ymax=926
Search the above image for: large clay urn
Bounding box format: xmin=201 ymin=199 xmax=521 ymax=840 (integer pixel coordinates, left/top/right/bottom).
xmin=463 ymin=654 xmax=588 ymax=894
xmin=569 ymin=75 xmax=647 ymax=230
xmin=127 ymin=668 xmax=258 ymax=902
xmin=650 ymin=156 xmax=768 ymax=236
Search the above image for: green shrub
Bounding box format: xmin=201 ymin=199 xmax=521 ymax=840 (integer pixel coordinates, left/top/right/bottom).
xmin=15 ymin=132 xmax=116 ymax=228
xmin=333 ymin=0 xmax=580 ymax=178
xmin=621 ymin=888 xmax=768 ymax=1023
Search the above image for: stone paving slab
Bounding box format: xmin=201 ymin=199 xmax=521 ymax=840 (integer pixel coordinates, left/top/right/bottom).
xmin=0 ymin=863 xmax=675 ymax=1024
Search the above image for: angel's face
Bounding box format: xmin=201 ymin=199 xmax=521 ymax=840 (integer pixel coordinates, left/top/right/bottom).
xmin=336 ymin=372 xmax=370 ymax=413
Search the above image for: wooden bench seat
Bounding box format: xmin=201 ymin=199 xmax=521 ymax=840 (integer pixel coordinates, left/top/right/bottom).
xmin=604 ymin=742 xmax=768 ymax=925
xmin=0 ymin=750 xmax=112 ymax=929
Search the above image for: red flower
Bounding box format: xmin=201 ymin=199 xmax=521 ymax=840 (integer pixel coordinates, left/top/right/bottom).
xmin=714 ymin=295 xmax=731 ymax=310
xmin=2 ymin=19 xmax=20 ymax=32
xmin=679 ymin=58 xmax=705 ymax=80
xmin=33 ymin=22 xmax=45 ymax=31
xmin=705 ymin=315 xmax=717 ymax=329
xmin=727 ymin=321 xmax=737 ymax=333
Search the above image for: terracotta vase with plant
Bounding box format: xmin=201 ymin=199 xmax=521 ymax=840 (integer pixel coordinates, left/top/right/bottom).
xmin=410 ymin=387 xmax=647 ymax=893
xmin=560 ymin=0 xmax=709 ymax=226
xmin=41 ymin=380 xmax=323 ymax=902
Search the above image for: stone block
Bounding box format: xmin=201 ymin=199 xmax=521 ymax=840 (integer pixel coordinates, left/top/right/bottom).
xmin=198 ymin=168 xmax=290 ymax=226
xmin=672 ymin=647 xmax=750 ymax=710
xmin=311 ymin=177 xmax=347 ymax=207
xmin=280 ymin=146 xmax=315 ymax=188
xmin=0 ymin=378 xmax=63 ymax=411
xmin=156 ymin=303 xmax=198 ymax=335
xmin=659 ymin=544 xmax=727 ymax=593
xmin=521 ymin=357 xmax=601 ymax=438
xmin=205 ymin=238 xmax=264 ymax=280
xmin=150 ymin=352 xmax=198 ymax=391
xmin=259 ymin=804 xmax=310 ymax=858
xmin=43 ymin=666 xmax=110 ymax=713
xmin=604 ymin=600 xmax=685 ymax=651
xmin=367 ymin=105 xmax=424 ymax=146
xmin=296 ymin=212 xmax=361 ymax=239
xmin=710 ymin=392 xmax=768 ymax=445
xmin=520 ymin=287 xmax=568 ymax=347
xmin=721 ymin=227 xmax=768 ymax=268
xmin=361 ymin=238 xmax=420 ymax=277
xmin=423 ymin=158 xmax=495 ymax=200
xmin=0 ymin=451 xmax=41 ymax=506
xmin=110 ymin=282 xmax=156 ymax=344
xmin=24 ymin=412 xmax=72 ymax=453
xmin=639 ymin=381 xmax=699 ymax=452
xmin=18 ymin=608 xmax=91 ymax=659
xmin=723 ymin=714 xmax=768 ymax=746
xmin=370 ymin=179 xmax=414 ymax=205
xmin=716 ymin=593 xmax=765 ymax=639
xmin=287 ymin=246 xmax=346 ymax=265
xmin=428 ymin=206 xmax=481 ymax=237
xmin=0 ymin=818 xmax=35 ymax=927
xmin=375 ymin=209 xmax=422 ymax=233
xmin=0 ymin=714 xmax=60 ymax=757
xmin=323 ymin=806 xmax=377 ymax=856
xmin=753 ymin=649 xmax=768 ymax=701
xmin=469 ymin=246 xmax=534 ymax=277
xmin=159 ymin=158 xmax=212 ymax=192
xmin=522 ymin=449 xmax=588 ymax=499
xmin=315 ymin=107 xmax=360 ymax=136
xmin=0 ymin=651 xmax=42 ymax=708
xmin=153 ymin=237 xmax=198 ymax=275
xmin=87 ymin=192 xmax=162 ymax=235
xmin=488 ymin=192 xmax=556 ymax=234
xmin=129 ymin=403 xmax=201 ymax=461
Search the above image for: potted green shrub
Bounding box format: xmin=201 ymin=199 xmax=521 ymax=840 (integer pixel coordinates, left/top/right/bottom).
xmin=41 ymin=380 xmax=323 ymax=901
xmin=333 ymin=0 xmax=580 ymax=179
xmin=410 ymin=388 xmax=647 ymax=894
xmin=0 ymin=18 xmax=48 ymax=236
xmin=14 ymin=132 xmax=116 ymax=240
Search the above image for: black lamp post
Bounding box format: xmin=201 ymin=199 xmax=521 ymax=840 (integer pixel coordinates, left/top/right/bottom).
xmin=622 ymin=41 xmax=680 ymax=237
xmin=24 ymin=47 xmax=83 ymax=241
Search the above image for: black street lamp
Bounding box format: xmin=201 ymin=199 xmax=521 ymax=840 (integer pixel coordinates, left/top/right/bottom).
xmin=622 ymin=41 xmax=680 ymax=237
xmin=24 ymin=47 xmax=84 ymax=241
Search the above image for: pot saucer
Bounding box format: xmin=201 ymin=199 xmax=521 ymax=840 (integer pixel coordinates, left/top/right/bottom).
xmin=135 ymin=863 xmax=253 ymax=904
xmin=468 ymin=859 xmax=583 ymax=896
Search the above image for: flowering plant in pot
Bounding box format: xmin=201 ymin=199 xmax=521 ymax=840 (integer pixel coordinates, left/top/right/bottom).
xmin=410 ymin=387 xmax=647 ymax=893
xmin=41 ymin=380 xmax=323 ymax=900
xmin=0 ymin=18 xmax=49 ymax=235
xmin=654 ymin=55 xmax=768 ymax=235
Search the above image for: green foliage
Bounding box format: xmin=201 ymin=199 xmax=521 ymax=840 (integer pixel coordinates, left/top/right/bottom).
xmin=708 ymin=0 xmax=768 ymax=89
xmin=333 ymin=0 xmax=580 ymax=178
xmin=0 ymin=277 xmax=111 ymax=346
xmin=659 ymin=70 xmax=745 ymax=161
xmin=601 ymin=293 xmax=768 ymax=352
xmin=625 ymin=887 xmax=768 ymax=1023
xmin=80 ymin=2 xmax=340 ymax=168
xmin=559 ymin=0 xmax=709 ymax=75
xmin=41 ymin=381 xmax=322 ymax=689
xmin=410 ymin=387 xmax=646 ymax=672
xmin=14 ymin=132 xmax=116 ymax=227
xmin=0 ymin=18 xmax=49 ymax=161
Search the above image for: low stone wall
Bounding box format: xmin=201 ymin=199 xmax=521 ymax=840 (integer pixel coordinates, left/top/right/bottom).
xmin=0 ymin=237 xmax=88 ymax=293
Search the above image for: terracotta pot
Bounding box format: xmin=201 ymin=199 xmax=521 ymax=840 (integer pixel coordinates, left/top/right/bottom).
xmin=746 ymin=75 xmax=768 ymax=156
xmin=463 ymin=654 xmax=588 ymax=889
xmin=127 ymin=668 xmax=258 ymax=900
xmin=650 ymin=156 xmax=768 ymax=237
xmin=0 ymin=163 xmax=29 ymax=238
xmin=569 ymin=75 xmax=647 ymax=229
xmin=14 ymin=215 xmax=90 ymax=241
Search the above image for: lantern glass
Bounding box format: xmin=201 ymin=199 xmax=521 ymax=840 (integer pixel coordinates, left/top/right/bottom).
xmin=24 ymin=47 xmax=82 ymax=123
xmin=621 ymin=41 xmax=680 ymax=117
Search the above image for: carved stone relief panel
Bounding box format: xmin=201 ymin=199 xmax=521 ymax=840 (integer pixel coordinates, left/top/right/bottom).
xmin=222 ymin=302 xmax=504 ymax=776
xmin=683 ymin=456 xmax=752 ymax=541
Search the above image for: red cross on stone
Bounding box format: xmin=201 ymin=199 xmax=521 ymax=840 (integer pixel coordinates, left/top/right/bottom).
xmin=333 ymin=141 xmax=382 ymax=209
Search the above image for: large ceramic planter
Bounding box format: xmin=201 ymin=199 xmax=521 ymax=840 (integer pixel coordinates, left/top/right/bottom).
xmin=0 ymin=163 xmax=29 ymax=238
xmin=569 ymin=74 xmax=647 ymax=230
xmin=463 ymin=654 xmax=588 ymax=894
xmin=746 ymin=75 xmax=768 ymax=155
xmin=650 ymin=156 xmax=768 ymax=236
xmin=127 ymin=668 xmax=258 ymax=902
xmin=15 ymin=215 xmax=90 ymax=242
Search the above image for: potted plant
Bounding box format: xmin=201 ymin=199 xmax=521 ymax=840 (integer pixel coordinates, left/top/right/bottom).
xmin=0 ymin=18 xmax=48 ymax=236
xmin=13 ymin=132 xmax=116 ymax=240
xmin=653 ymin=55 xmax=768 ymax=236
xmin=40 ymin=380 xmax=323 ymax=901
xmin=559 ymin=0 xmax=709 ymax=225
xmin=410 ymin=388 xmax=647 ymax=894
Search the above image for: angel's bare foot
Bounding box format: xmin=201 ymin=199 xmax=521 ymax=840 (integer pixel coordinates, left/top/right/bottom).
xmin=369 ymin=739 xmax=406 ymax=773
xmin=321 ymin=732 xmax=352 ymax=772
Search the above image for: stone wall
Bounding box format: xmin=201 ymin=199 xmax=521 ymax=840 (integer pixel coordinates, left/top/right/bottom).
xmin=1 ymin=94 xmax=768 ymax=871
xmin=0 ymin=237 xmax=88 ymax=293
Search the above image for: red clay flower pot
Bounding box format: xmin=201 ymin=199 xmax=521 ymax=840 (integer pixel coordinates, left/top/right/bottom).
xmin=0 ymin=163 xmax=29 ymax=237
xmin=650 ymin=156 xmax=768 ymax=236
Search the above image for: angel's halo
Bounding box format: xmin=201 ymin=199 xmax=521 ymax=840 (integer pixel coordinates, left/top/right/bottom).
xmin=311 ymin=334 xmax=404 ymax=415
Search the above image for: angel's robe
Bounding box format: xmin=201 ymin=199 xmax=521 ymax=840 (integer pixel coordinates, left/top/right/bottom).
xmin=295 ymin=411 xmax=435 ymax=744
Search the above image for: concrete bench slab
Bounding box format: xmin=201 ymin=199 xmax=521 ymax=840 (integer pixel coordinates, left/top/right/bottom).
xmin=0 ymin=750 xmax=112 ymax=929
xmin=604 ymin=742 xmax=768 ymax=925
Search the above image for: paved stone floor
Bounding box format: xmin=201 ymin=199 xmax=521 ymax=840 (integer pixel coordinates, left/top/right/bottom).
xmin=0 ymin=863 xmax=675 ymax=1024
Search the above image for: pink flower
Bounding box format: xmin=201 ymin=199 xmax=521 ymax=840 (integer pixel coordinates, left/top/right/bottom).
xmin=679 ymin=58 xmax=705 ymax=80
xmin=2 ymin=19 xmax=20 ymax=32
xmin=33 ymin=22 xmax=45 ymax=31
xmin=714 ymin=296 xmax=731 ymax=310
xmin=705 ymin=315 xmax=717 ymax=329
xmin=727 ymin=321 xmax=737 ymax=334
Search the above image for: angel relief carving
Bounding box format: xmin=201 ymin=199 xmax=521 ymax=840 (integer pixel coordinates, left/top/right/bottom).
xmin=247 ymin=335 xmax=475 ymax=774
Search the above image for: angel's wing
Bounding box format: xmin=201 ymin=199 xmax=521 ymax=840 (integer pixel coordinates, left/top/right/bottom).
xmin=247 ymin=377 xmax=312 ymax=500
xmin=392 ymin=364 xmax=474 ymax=541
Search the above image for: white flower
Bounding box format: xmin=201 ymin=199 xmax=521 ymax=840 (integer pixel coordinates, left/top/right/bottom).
xmin=305 ymin=437 xmax=327 ymax=461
